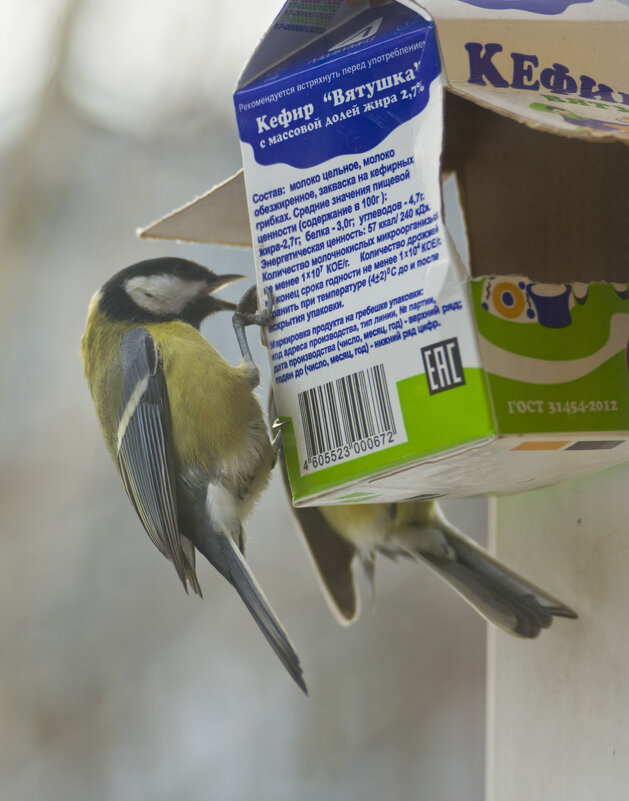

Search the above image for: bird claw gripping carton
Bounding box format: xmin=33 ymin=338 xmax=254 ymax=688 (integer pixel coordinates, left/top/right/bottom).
xmin=141 ymin=0 xmax=629 ymax=505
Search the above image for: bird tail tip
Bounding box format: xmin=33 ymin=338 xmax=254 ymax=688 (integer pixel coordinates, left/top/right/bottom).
xmin=202 ymin=530 xmax=308 ymax=694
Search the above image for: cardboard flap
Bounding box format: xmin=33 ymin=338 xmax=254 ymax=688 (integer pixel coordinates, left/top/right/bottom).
xmin=430 ymin=12 xmax=629 ymax=143
xmin=443 ymin=92 xmax=629 ymax=283
xmin=138 ymin=171 xmax=251 ymax=246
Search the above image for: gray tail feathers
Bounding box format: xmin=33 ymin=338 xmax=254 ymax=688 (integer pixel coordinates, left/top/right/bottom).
xmin=392 ymin=523 xmax=577 ymax=638
xmin=196 ymin=528 xmax=308 ymax=693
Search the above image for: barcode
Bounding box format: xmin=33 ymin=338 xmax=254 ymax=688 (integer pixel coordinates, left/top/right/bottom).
xmin=298 ymin=363 xmax=397 ymax=460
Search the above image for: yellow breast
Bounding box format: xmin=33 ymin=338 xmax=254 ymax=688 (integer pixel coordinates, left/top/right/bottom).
xmin=319 ymin=503 xmax=392 ymax=549
xmin=81 ymin=296 xmax=271 ymax=479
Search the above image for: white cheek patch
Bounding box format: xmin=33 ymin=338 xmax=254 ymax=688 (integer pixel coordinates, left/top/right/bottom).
xmin=125 ymin=275 xmax=207 ymax=315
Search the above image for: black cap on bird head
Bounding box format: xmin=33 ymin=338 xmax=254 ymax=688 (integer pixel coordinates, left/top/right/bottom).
xmin=99 ymin=257 xmax=244 ymax=328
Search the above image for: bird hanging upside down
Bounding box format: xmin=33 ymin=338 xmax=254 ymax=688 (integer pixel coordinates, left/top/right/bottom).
xmin=271 ymin=401 xmax=577 ymax=638
xmin=81 ymin=258 xmax=306 ymax=693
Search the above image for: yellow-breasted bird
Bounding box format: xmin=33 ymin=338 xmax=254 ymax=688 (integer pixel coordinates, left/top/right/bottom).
xmin=272 ymin=403 xmax=577 ymax=637
xmin=81 ymin=258 xmax=306 ymax=692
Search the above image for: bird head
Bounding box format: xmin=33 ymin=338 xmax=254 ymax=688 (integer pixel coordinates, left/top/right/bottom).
xmin=98 ymin=257 xmax=244 ymax=328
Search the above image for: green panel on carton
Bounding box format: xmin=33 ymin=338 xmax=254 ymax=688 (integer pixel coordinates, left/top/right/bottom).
xmin=489 ymin=353 xmax=629 ymax=433
xmin=469 ymin=279 xmax=629 ymax=434
xmin=283 ymin=368 xmax=495 ymax=502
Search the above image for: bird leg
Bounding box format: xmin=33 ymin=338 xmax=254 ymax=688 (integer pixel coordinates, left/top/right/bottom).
xmin=232 ymin=285 xmax=273 ymax=366
xmin=232 ymin=286 xmax=273 ymax=387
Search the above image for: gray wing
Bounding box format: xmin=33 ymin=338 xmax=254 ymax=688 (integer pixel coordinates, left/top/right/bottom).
xmin=117 ymin=327 xmax=200 ymax=595
xmin=293 ymin=505 xmax=360 ymax=625
xmin=279 ymin=452 xmax=359 ymax=625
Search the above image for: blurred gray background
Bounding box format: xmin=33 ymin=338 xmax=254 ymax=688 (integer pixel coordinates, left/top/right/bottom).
xmin=0 ymin=1 xmax=487 ymax=798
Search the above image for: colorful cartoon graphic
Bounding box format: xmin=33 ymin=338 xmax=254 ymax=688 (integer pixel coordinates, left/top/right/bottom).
xmin=481 ymin=277 xmax=629 ymax=329
xmin=483 ymin=280 xmax=535 ymax=321
xmin=477 ymin=278 xmax=629 ymax=384
xmin=481 ymin=277 xmax=574 ymax=327
xmin=456 ymin=0 xmax=592 ymax=13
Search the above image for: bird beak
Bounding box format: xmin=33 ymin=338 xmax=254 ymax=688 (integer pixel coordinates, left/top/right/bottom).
xmin=211 ymin=297 xmax=238 ymax=312
xmin=205 ymin=274 xmax=245 ymax=312
xmin=207 ymin=273 xmax=246 ymax=293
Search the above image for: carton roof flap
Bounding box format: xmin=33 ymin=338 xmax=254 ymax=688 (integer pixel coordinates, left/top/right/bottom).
xmin=431 ymin=13 xmax=629 ymax=143
xmin=238 ymin=2 xmax=431 ymax=93
xmin=237 ymin=2 xmax=364 ymax=90
xmin=138 ymin=171 xmax=251 ymax=246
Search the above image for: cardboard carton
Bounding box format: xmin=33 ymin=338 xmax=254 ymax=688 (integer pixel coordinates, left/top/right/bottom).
xmin=141 ymin=0 xmax=629 ymax=504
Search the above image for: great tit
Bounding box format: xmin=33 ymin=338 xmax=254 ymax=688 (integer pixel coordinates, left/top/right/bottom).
xmin=81 ymin=258 xmax=306 ymax=693
xmin=271 ymin=403 xmax=576 ymax=637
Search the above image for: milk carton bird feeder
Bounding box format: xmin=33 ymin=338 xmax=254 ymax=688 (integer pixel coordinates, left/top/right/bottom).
xmin=140 ymin=0 xmax=629 ymax=506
